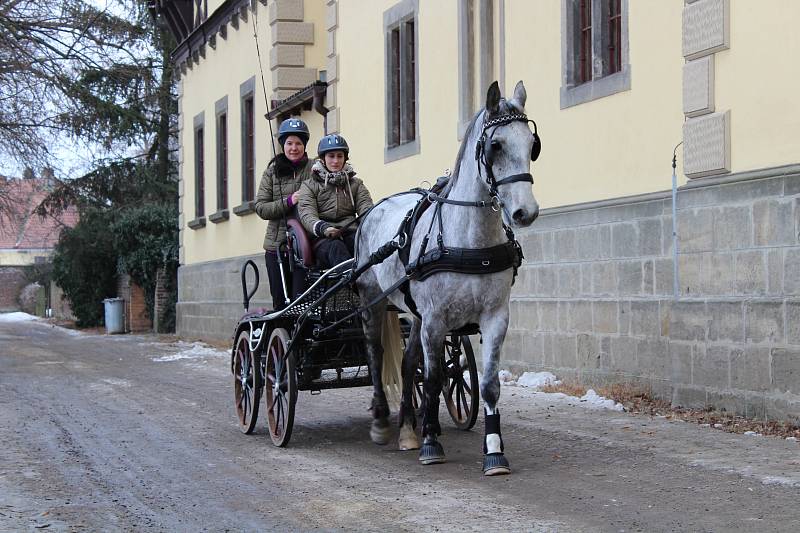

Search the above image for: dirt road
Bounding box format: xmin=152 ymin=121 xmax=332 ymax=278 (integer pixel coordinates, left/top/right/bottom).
xmin=1 ymin=317 xmax=798 ymax=532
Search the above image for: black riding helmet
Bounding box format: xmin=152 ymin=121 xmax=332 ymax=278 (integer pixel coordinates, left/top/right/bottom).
xmin=278 ymin=117 xmax=310 ymax=146
xmin=317 ymin=134 xmax=349 ymax=159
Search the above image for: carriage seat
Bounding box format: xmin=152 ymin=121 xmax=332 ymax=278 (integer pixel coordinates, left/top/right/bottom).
xmin=287 ymin=218 xmax=315 ymax=269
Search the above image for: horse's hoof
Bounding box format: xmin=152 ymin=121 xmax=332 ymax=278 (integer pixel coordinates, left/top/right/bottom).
xmin=398 ymin=424 xmax=420 ymax=451
xmin=483 ymin=453 xmax=511 ymax=476
xmin=419 ymin=441 xmax=446 ymax=465
xmin=370 ymin=417 xmax=391 ymax=445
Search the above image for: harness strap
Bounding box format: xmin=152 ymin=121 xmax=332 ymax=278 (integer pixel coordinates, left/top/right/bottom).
xmin=425 ymin=192 xmax=492 ymax=208
xmin=406 ymin=241 xmax=522 ymax=281
xmin=494 ymin=172 xmax=533 ymax=187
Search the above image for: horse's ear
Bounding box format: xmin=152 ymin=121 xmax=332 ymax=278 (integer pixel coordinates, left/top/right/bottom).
xmin=485 ymin=81 xmax=501 ymax=114
xmin=510 ymin=80 xmax=527 ymax=110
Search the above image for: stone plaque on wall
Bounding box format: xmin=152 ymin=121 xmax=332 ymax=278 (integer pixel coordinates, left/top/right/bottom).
xmin=683 ymin=55 xmax=714 ymax=117
xmin=682 ymin=0 xmax=729 ymax=60
xmin=683 ymin=110 xmax=730 ymax=178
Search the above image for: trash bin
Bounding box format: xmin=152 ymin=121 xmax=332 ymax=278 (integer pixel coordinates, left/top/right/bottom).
xmin=103 ymin=298 xmax=125 ymax=334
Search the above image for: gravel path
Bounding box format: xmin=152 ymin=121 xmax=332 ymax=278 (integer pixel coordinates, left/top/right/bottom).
xmin=1 ymin=318 xmax=798 ymax=532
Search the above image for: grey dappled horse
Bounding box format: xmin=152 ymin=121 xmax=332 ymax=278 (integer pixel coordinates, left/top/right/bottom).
xmin=355 ymin=81 xmax=540 ymax=475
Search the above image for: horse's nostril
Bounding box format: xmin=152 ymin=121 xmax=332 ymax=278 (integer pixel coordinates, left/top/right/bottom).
xmin=512 ymin=209 xmax=527 ymax=222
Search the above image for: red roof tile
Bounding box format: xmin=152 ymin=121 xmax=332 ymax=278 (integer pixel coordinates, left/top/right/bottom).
xmin=0 ymin=178 xmax=78 ymax=250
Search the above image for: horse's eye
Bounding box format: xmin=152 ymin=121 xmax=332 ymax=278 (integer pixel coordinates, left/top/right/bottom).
xmin=490 ymin=140 xmax=501 ymax=150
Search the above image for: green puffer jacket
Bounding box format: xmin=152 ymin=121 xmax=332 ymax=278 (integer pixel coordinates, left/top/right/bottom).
xmin=254 ymin=155 xmax=314 ymax=251
xmin=297 ymin=160 xmax=374 ymax=238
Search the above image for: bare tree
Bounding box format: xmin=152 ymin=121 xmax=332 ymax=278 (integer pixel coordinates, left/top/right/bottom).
xmin=0 ymin=0 xmax=156 ymax=171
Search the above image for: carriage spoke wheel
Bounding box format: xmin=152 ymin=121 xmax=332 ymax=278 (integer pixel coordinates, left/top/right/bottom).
xmin=442 ymin=335 xmax=479 ymax=430
xmin=412 ymin=357 xmax=425 ymax=417
xmin=234 ymin=329 xmax=261 ymax=434
xmin=264 ymin=327 xmax=296 ymax=447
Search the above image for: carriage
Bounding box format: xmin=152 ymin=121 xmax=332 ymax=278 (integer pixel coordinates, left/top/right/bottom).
xmin=230 ymin=218 xmax=480 ymax=447
xmin=230 ymin=81 xmax=540 ymax=475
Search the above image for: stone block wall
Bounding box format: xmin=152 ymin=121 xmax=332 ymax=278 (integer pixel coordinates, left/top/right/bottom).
xmin=177 ymin=254 xmax=272 ymax=342
xmin=507 ymin=166 xmax=800 ymax=422
xmin=49 ymin=281 xmax=74 ymax=321
xmin=174 ymin=167 xmax=800 ymax=422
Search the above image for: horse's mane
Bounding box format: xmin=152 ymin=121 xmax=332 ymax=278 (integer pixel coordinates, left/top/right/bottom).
xmin=442 ymin=99 xmax=518 ymax=197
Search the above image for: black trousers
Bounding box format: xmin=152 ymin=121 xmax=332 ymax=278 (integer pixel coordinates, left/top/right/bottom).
xmin=264 ymin=251 xmax=305 ymax=311
xmin=315 ymin=233 xmax=356 ymax=269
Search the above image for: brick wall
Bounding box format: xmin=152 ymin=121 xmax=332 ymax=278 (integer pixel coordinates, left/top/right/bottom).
xmin=0 ymin=267 xmax=28 ymax=312
xmin=117 ymin=274 xmax=152 ymax=332
xmin=505 ymin=166 xmax=800 ymax=422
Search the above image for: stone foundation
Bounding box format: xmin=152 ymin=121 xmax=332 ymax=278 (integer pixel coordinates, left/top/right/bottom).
xmin=507 ymin=165 xmax=800 ymax=422
xmin=177 ymin=253 xmax=271 ymax=342
xmin=176 ymin=165 xmax=800 ymax=421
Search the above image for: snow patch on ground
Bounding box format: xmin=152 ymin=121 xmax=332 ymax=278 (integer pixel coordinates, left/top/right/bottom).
xmin=153 ymin=341 xmax=228 ymax=362
xmin=0 ymin=312 xmax=39 ymax=322
xmin=0 ymin=312 xmax=87 ymax=336
xmin=518 ymin=371 xmax=561 ymax=389
xmin=499 ymin=371 xmax=624 ymax=412
xmin=579 ymin=389 xmax=625 ymax=411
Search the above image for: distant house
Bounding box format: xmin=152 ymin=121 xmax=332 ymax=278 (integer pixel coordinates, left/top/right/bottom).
xmin=0 ymin=175 xmax=78 ymax=313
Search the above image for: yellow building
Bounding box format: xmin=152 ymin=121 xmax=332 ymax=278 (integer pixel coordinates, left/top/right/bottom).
xmin=154 ymin=1 xmax=800 ymax=420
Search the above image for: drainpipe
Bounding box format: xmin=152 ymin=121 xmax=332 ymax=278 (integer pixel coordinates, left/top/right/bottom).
xmin=672 ymin=142 xmax=683 ymax=300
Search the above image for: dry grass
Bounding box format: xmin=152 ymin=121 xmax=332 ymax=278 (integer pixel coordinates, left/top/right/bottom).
xmin=539 ymin=380 xmax=800 ymax=440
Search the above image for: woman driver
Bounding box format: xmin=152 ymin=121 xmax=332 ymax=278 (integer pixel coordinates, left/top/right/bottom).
xmin=296 ymin=134 xmax=373 ymax=269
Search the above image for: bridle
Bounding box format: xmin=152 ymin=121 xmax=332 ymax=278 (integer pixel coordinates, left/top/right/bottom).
xmin=474 ymin=111 xmax=540 ymax=199
xmin=427 ymin=110 xmax=541 ymax=214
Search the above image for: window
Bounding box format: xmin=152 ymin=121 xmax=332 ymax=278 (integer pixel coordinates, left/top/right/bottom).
xmin=240 ymin=77 xmax=256 ymax=206
xmin=216 ymin=112 xmax=228 ymax=210
xmin=577 ymin=0 xmax=592 ymax=85
xmin=607 ymin=0 xmax=622 ymax=75
xmin=193 ymin=113 xmax=205 ymax=220
xmin=561 ymin=0 xmax=630 ymax=108
xmin=243 ymin=97 xmax=255 ymax=200
xmin=458 ymin=0 xmax=497 ymax=138
xmin=384 ymin=0 xmax=419 ymax=162
xmin=208 ymin=96 xmax=229 ymax=224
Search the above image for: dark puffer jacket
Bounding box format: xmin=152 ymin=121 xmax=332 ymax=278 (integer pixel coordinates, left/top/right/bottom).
xmin=254 ymin=155 xmax=314 ymax=251
xmin=297 ymin=160 xmax=374 ymax=238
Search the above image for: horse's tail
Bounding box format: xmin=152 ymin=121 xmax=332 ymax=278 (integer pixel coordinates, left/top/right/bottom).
xmin=381 ymin=310 xmax=404 ymax=412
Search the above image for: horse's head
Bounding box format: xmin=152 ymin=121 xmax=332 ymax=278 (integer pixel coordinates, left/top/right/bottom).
xmin=477 ymin=81 xmax=540 ymax=228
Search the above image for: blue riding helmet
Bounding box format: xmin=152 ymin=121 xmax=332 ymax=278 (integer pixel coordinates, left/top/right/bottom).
xmin=317 ymin=134 xmax=349 ymax=158
xmin=278 ymin=117 xmax=310 ymax=146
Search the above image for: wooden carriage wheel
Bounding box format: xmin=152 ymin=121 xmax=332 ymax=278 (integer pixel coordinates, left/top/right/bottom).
xmin=442 ymin=335 xmax=479 ymax=430
xmin=264 ymin=327 xmax=297 ymax=447
xmin=234 ymin=329 xmax=261 ymax=434
xmin=411 ymin=334 xmax=480 ymax=430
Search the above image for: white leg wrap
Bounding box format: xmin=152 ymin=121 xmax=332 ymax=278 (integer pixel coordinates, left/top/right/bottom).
xmin=486 ymin=433 xmax=502 ymax=454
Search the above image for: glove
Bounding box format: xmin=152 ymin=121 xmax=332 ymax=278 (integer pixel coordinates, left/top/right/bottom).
xmin=324 ymin=227 xmax=342 ymax=239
